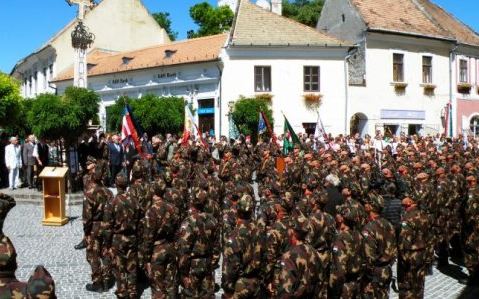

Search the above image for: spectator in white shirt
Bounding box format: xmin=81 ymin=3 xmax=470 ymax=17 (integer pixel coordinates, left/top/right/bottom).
xmin=4 ymin=137 xmax=22 ymax=190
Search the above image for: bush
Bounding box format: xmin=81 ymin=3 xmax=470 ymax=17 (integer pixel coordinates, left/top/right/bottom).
xmin=231 ymin=97 xmax=274 ymax=143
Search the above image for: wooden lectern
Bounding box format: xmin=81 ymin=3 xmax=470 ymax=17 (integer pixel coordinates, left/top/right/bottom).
xmin=39 ymin=167 xmax=69 ymax=226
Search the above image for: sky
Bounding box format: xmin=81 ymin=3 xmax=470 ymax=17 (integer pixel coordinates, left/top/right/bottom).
xmin=0 ymin=0 xmax=478 ymax=74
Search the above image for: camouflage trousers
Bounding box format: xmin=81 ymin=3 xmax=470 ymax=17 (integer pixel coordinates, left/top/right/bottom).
xmin=222 ymin=277 xmax=261 ymax=299
xmin=111 ymin=235 xmax=138 ymax=299
xmin=398 ymin=253 xmax=426 ymax=299
xmin=149 ymin=242 xmax=178 ymax=299
xmin=362 ymin=266 xmax=392 ymax=299
xmin=315 ymin=250 xmax=330 ymax=298
xmin=86 ymin=224 xmax=110 ymax=285
xmin=180 ymin=257 xmax=215 ymax=299
xmin=464 ymin=231 xmax=479 ymax=273
xmin=338 ymin=281 xmax=361 ymax=299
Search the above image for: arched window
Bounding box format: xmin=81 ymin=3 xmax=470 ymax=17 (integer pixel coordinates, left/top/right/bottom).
xmin=470 ymin=115 xmax=479 ymax=136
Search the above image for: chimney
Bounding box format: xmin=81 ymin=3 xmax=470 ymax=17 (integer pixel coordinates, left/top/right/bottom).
xmin=271 ymin=0 xmax=282 ymax=15
xmin=256 ymin=0 xmax=282 ymax=16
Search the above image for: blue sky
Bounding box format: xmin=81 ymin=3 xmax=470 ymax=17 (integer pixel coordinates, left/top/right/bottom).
xmin=0 ymin=0 xmax=477 ymax=74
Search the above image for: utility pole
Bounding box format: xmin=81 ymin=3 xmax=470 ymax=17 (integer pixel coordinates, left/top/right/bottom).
xmin=67 ymin=0 xmax=95 ymax=88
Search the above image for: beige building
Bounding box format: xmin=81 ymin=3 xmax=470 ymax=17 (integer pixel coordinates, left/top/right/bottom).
xmin=11 ymin=0 xmax=170 ymax=98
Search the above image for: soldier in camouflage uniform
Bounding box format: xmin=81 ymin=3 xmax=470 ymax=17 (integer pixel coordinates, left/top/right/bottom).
xmin=84 ymin=163 xmax=114 ymax=292
xmin=26 ymin=265 xmax=57 ymax=299
xmin=330 ymin=204 xmax=365 ymax=299
xmin=75 ymin=156 xmax=97 ymax=251
xmin=272 ymin=214 xmax=321 ymax=298
xmin=0 ymin=193 xmax=16 ymax=234
xmin=463 ymin=175 xmax=479 ymax=284
xmin=140 ymin=178 xmax=181 ymax=298
xmin=104 ymin=172 xmax=139 ymax=298
xmin=397 ymin=196 xmax=432 ymax=299
xmin=221 ymin=195 xmax=262 ymax=299
xmin=0 ymin=235 xmax=27 ymax=297
xmin=177 ymin=188 xmax=220 ymax=298
xmin=361 ymin=191 xmax=397 ymax=299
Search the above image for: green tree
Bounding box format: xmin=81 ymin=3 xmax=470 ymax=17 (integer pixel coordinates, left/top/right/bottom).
xmin=152 ymin=12 xmax=178 ymax=41
xmin=105 ymin=95 xmax=185 ymax=136
xmin=0 ymin=72 xmax=22 ymax=128
xmin=188 ymin=2 xmax=234 ymax=38
xmin=282 ymin=0 xmax=323 ymax=27
xmin=231 ymin=97 xmax=274 ymax=144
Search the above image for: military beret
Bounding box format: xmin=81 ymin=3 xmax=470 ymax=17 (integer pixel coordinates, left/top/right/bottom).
xmin=85 ymin=156 xmax=97 ymax=165
xmin=0 ymin=235 xmax=16 ymax=271
xmin=27 ymin=265 xmax=56 ymax=299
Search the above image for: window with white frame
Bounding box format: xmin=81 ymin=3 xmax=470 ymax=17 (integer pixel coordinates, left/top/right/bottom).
xmin=254 ymin=66 xmax=271 ymax=92
xmin=304 ymin=66 xmax=320 ymax=92
xmin=460 ymin=59 xmax=468 ymax=83
xmin=393 ymin=53 xmax=404 ymax=82
xmin=422 ymin=56 xmax=432 ymax=84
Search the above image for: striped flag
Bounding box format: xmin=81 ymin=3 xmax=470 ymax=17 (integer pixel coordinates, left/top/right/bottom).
xmin=121 ymin=104 xmax=142 ymax=155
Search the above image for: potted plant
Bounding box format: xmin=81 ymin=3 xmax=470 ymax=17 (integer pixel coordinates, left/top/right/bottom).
xmin=421 ymin=83 xmax=436 ymax=91
xmin=457 ymin=82 xmax=472 ymax=94
xmin=390 ymin=82 xmax=408 ymax=92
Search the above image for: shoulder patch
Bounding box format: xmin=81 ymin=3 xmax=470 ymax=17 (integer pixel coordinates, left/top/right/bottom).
xmin=401 ymin=222 xmax=408 ymax=228
xmin=362 ymin=230 xmax=369 ymax=238
xmin=332 ymin=246 xmax=339 ymax=253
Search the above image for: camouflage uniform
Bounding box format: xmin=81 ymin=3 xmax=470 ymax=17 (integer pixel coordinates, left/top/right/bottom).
xmin=140 ymin=179 xmax=181 ymax=299
xmin=26 ymin=265 xmax=56 ymax=299
xmin=464 ymin=181 xmax=479 ymax=276
xmin=0 ymin=193 xmax=16 ymax=234
xmin=104 ymin=173 xmax=139 ymax=298
xmin=0 ymin=235 xmax=27 ymax=298
xmin=272 ymin=215 xmax=321 ymax=298
xmin=329 ymin=205 xmax=364 ymax=299
xmin=177 ymin=189 xmax=220 ymax=299
xmin=398 ymin=203 xmax=431 ymax=299
xmin=221 ymin=195 xmax=262 ymax=299
xmin=362 ymin=193 xmax=397 ymax=299
xmin=84 ymin=166 xmax=114 ymax=289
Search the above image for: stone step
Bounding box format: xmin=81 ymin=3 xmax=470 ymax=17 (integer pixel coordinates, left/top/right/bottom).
xmin=0 ymin=188 xmax=83 ymax=205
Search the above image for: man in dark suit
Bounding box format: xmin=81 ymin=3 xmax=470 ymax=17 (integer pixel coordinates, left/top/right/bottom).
xmin=108 ymin=134 xmax=123 ymax=186
xmin=33 ymin=139 xmax=50 ymax=190
xmin=22 ymin=135 xmax=36 ymax=189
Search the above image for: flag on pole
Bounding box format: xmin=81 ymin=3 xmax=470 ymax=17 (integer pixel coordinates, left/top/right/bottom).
xmin=229 ymin=114 xmax=240 ymax=141
xmin=283 ymin=115 xmax=300 ymax=155
xmin=121 ymin=104 xmax=143 ymax=155
xmin=182 ymin=104 xmax=209 ymax=149
xmin=258 ymin=112 xmax=267 ymax=135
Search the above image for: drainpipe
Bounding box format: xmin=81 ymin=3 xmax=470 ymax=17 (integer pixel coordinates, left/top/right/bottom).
xmin=216 ymin=61 xmax=224 ymax=137
xmin=449 ymin=44 xmax=458 ymax=137
xmin=344 ymin=47 xmax=359 ymax=135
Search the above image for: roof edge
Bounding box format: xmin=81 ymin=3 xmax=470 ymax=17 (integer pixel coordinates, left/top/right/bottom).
xmin=367 ymin=27 xmax=457 ymax=43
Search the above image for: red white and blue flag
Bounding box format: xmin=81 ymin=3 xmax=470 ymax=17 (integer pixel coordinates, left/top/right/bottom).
xmin=121 ymin=104 xmax=143 ymax=155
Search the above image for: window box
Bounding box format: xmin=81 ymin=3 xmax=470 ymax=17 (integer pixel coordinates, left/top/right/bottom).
xmin=457 ymin=83 xmax=472 ymax=94
xmin=303 ymin=93 xmax=322 ymax=110
xmin=255 ymin=93 xmax=273 ymax=102
xmin=390 ymin=82 xmax=408 ymax=90
xmin=420 ymin=83 xmax=436 ymax=90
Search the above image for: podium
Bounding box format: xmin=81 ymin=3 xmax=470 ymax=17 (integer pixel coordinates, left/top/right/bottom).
xmin=39 ymin=167 xmax=69 ymax=226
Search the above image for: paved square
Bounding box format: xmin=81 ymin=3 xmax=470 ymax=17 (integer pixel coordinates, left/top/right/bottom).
xmin=3 ymin=202 xmax=466 ymax=298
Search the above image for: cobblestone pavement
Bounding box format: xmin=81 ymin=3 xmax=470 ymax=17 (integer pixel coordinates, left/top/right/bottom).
xmin=3 ymin=202 xmax=466 ymax=298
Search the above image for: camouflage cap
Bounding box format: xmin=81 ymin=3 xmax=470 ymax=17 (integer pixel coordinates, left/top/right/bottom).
xmin=237 ymin=194 xmax=253 ymax=215
xmin=85 ymin=156 xmax=97 ymax=165
xmin=115 ymin=172 xmax=128 ymax=188
xmin=292 ymin=214 xmax=310 ymax=239
xmin=27 ymin=265 xmax=56 ymax=299
xmin=0 ymin=235 xmax=16 ymax=271
xmin=366 ymin=191 xmax=385 ymax=212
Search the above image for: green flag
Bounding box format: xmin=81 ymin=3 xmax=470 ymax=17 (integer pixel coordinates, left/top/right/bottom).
xmin=283 ymin=115 xmax=300 ymax=155
xmin=229 ymin=113 xmax=240 ymax=140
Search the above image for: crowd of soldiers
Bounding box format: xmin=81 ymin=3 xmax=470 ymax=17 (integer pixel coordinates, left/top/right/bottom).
xmin=81 ymin=132 xmax=479 ymax=298
xmin=0 ymin=193 xmax=56 ymax=298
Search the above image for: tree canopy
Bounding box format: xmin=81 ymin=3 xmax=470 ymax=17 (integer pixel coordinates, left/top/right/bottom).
xmin=106 ymin=95 xmax=185 ymax=136
xmin=231 ymin=97 xmax=274 ymax=144
xmin=152 ymin=12 xmax=178 ymax=41
xmin=0 ymin=72 xmax=22 ymax=129
xmin=27 ymin=87 xmax=99 ymax=143
xmin=282 ymin=0 xmax=324 ymax=27
xmin=188 ymin=2 xmax=234 ymax=38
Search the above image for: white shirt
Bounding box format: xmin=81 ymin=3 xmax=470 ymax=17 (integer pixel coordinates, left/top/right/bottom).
xmin=5 ymin=144 xmax=22 ymax=169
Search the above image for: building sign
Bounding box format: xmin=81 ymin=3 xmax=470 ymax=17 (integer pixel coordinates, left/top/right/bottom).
xmin=112 ymin=78 xmax=128 ymax=84
xmin=157 ymin=72 xmax=177 ymax=79
xmin=198 ymin=108 xmax=215 ymax=115
xmin=380 ymin=109 xmax=426 ymax=120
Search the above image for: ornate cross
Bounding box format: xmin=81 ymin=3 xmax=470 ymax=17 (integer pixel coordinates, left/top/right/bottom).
xmin=66 ymin=0 xmax=95 ymax=20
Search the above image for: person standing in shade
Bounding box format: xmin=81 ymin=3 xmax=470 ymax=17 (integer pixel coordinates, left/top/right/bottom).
xmin=4 ymin=137 xmax=22 ymax=190
xmin=22 ymin=135 xmax=35 ymax=189
xmin=108 ymin=135 xmax=123 ymax=186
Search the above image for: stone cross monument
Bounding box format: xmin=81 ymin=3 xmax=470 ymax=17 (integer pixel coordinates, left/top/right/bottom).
xmin=67 ymin=0 xmax=95 ymax=88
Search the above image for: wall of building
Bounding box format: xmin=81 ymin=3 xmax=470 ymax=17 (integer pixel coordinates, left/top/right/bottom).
xmin=221 ymin=47 xmax=348 ymax=137
xmin=347 ymin=33 xmax=452 ymax=136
